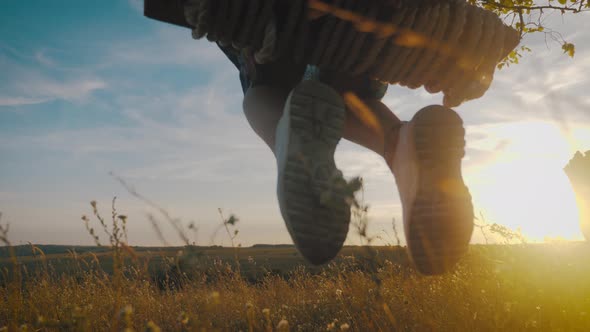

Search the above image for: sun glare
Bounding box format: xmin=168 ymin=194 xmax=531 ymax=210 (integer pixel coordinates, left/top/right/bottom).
xmin=466 ymin=121 xmax=586 ymax=242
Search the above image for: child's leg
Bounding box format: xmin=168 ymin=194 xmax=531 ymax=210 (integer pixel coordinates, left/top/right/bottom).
xmin=241 ymin=57 xmax=353 ymax=265
xmin=303 ymin=68 xmax=473 ymax=275
xmin=241 ymin=53 xmax=306 ymax=151
xmin=241 ymin=59 xmax=473 ymax=274
xmin=343 ymin=93 xmax=474 ymax=276
xmin=389 ymin=105 xmax=474 ymax=275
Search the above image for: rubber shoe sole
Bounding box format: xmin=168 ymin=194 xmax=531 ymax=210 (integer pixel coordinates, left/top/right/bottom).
xmin=401 ymin=105 xmax=474 ymax=275
xmin=275 ymin=80 xmax=351 ymax=265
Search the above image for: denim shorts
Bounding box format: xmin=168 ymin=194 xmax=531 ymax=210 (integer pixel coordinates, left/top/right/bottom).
xmin=219 ymin=43 xmax=388 ymax=100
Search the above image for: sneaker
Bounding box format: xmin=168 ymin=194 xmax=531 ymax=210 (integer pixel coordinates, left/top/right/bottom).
xmin=390 ymin=105 xmax=474 ymax=275
xmin=275 ymin=80 xmax=351 ymax=265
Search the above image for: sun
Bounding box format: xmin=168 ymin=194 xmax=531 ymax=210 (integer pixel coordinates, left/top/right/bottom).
xmin=465 ymin=121 xmax=586 ymax=242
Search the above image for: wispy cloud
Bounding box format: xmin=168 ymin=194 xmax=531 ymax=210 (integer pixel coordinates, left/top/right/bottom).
xmin=1 ymin=65 xmax=255 ymax=183
xmin=2 ymin=3 xmax=589 ymax=245
xmin=0 ymin=50 xmax=107 ymax=107
xmin=0 ymin=78 xmax=106 ymax=107
xmin=108 ymin=26 xmax=226 ymax=68
xmin=0 ymin=96 xmax=53 ymax=107
xmin=27 ymin=78 xmax=106 ymax=102
xmin=34 ymin=49 xmax=57 ymax=67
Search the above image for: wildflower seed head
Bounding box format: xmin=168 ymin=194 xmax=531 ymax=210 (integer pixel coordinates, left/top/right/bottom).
xmin=120 ymin=305 xmax=133 ymax=317
xmin=277 ymin=319 xmax=289 ymax=331
xmin=145 ymin=321 xmax=161 ymax=332
xmin=340 ymin=323 xmax=350 ymax=331
xmin=210 ymin=291 xmax=220 ymax=305
xmin=178 ymin=312 xmax=189 ymax=325
xmin=120 ymin=305 xmax=134 ymax=329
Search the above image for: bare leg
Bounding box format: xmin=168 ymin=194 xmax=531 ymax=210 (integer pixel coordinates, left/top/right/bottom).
xmin=243 ymin=86 xmax=290 ymax=152
xmin=315 ymin=71 xmax=403 ymax=163
xmin=343 ymin=98 xmax=401 ymax=164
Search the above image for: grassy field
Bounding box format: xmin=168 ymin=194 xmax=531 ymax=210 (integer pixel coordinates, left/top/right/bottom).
xmin=1 ymin=195 xmax=588 ymax=331
xmin=1 ymin=242 xmax=589 ymax=331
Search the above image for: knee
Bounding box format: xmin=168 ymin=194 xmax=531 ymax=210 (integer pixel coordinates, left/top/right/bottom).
xmin=243 ymin=86 xmax=290 ymax=117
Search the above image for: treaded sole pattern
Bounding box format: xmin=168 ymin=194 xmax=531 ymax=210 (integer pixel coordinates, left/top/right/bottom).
xmin=406 ymin=105 xmax=474 ymax=275
xmin=277 ymin=80 xmax=351 ymax=265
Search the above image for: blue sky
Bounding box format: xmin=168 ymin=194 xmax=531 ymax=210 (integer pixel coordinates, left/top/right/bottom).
xmin=1 ymin=1 xmax=589 ymax=246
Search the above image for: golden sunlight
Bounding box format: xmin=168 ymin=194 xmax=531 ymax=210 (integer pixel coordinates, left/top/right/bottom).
xmin=466 ymin=121 xmax=587 ymax=242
